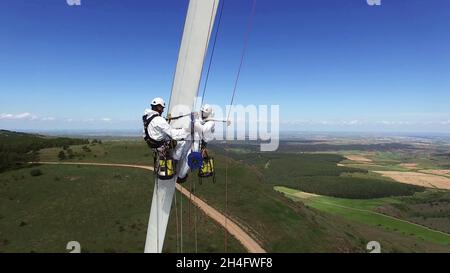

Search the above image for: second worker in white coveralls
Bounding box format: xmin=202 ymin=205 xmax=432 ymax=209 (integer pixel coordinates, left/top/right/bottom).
xmin=174 ymin=104 xmax=217 ymax=183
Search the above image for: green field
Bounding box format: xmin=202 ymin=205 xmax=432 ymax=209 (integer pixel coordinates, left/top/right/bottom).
xmin=226 ymin=152 xmax=424 ymax=199
xmin=0 ymin=164 xmax=244 ymax=253
xmin=377 ymin=190 xmax=450 ymax=234
xmin=2 ymin=133 xmax=450 ymax=252
xmin=0 ymin=130 xmax=89 ymax=172
xmin=275 ymin=186 xmax=450 ymax=247
xmin=342 ymin=150 xmax=450 ymax=172
xmin=38 ymin=141 xmax=152 ymax=165
xmin=34 ymin=143 xmax=367 ymax=252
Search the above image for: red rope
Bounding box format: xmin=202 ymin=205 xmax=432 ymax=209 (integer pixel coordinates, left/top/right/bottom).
xmin=226 ymin=0 xmax=257 ymax=121
xmin=225 ymin=0 xmax=257 ymax=253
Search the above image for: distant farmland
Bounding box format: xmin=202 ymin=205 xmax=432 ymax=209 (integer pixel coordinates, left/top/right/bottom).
xmin=226 ymin=152 xmax=425 ymax=199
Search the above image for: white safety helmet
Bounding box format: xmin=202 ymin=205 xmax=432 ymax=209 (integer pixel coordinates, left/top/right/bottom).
xmin=200 ymin=104 xmax=213 ymax=118
xmin=151 ymin=97 xmax=166 ymax=108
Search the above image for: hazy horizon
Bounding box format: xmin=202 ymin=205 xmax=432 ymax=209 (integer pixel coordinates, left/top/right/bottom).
xmin=4 ymin=128 xmax=450 ymax=140
xmin=1 ymin=1 xmax=450 ymax=133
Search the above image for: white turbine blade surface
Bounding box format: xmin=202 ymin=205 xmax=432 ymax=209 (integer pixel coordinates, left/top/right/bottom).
xmin=144 ymin=178 xmax=176 ymax=253
xmin=145 ymin=0 xmax=219 ymax=254
xmin=169 ymin=0 xmax=219 ymax=129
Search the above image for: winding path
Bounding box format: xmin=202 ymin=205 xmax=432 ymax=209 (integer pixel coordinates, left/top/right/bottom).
xmin=33 ymin=161 xmax=266 ymax=253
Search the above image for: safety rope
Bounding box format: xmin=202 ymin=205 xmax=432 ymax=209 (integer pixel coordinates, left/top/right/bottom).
xmin=226 ymin=0 xmax=257 ymax=121
xmin=167 ymin=0 xmax=197 ymax=117
xmin=174 ymin=186 xmax=179 ymax=253
xmin=169 ymin=0 xmax=256 ymax=253
xmin=224 ymin=152 xmax=228 ymax=252
xmin=180 ymin=186 xmax=183 ymax=253
xmin=189 ymin=0 xmax=217 ymax=253
xmin=189 ymin=177 xmax=193 ymax=227
xmin=171 ymin=1 xmax=217 ymax=254
xmin=193 ymin=172 xmax=198 ymax=253
xmin=200 ymin=0 xmax=225 ymax=106
xmin=224 ymin=0 xmax=257 ymax=253
xmin=166 ymin=2 xmax=190 ymax=116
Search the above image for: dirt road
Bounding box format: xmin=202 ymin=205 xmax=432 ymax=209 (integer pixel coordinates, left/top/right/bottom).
xmin=34 ymin=161 xmax=266 ymax=253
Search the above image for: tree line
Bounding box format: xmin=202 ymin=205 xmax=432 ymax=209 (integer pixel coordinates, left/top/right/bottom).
xmin=0 ymin=130 xmax=89 ymax=172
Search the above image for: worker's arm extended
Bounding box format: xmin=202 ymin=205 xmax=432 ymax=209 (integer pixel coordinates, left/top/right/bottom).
xmin=155 ymin=116 xmax=189 ymax=140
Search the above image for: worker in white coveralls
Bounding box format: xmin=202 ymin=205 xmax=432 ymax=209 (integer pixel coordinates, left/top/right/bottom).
xmin=195 ymin=104 xmax=216 ymax=145
xmin=143 ymin=97 xmax=191 ymax=183
xmin=173 ymin=104 xmax=217 ymax=183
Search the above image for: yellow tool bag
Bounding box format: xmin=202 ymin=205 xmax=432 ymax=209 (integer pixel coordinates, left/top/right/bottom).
xmin=157 ymin=156 xmax=175 ymax=180
xmin=198 ymin=148 xmax=216 ymax=184
xmin=199 ymin=157 xmax=214 ymax=178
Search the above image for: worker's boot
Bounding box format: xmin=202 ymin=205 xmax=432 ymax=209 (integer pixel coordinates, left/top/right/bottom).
xmin=176 ymin=174 xmax=188 ymax=184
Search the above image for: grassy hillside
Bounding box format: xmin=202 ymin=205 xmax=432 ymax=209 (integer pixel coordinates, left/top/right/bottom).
xmin=276 ymin=186 xmax=450 ymax=248
xmin=0 ymin=164 xmax=244 ymax=253
xmin=38 ymin=140 xmax=152 ymax=165
xmin=377 ymin=190 xmax=450 ymax=234
xmin=0 ymin=130 xmax=88 ymax=172
xmin=34 ymin=141 xmax=368 ymax=252
xmin=4 ymin=139 xmax=447 ymax=252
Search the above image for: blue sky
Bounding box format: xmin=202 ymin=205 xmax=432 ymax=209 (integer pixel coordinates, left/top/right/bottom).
xmin=1 ymin=0 xmax=450 ymax=132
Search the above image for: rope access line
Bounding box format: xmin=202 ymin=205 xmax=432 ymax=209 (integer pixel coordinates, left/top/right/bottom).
xmin=226 ymin=0 xmax=257 ymax=121
xmin=166 ymin=1 xmax=191 ymax=116
xmin=174 ymin=188 xmax=180 ymax=252
xmin=194 ymin=176 xmax=198 ymax=253
xmin=180 ymin=188 xmax=183 ymax=252
xmin=200 ymin=0 xmax=225 ymax=106
xmin=184 ymin=0 xmax=219 ymax=253
xmin=169 ymin=0 xmax=256 ymax=254
xmin=224 ymin=0 xmax=257 ymax=253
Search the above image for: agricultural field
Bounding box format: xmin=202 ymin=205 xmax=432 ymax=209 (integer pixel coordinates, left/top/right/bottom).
xmin=224 ymin=152 xmax=425 ymax=199
xmin=376 ymin=190 xmax=450 ymax=234
xmin=218 ymin=136 xmax=450 ymax=252
xmin=275 ymin=186 xmax=450 ymax=249
xmin=1 ymin=131 xmax=450 ymax=253
xmin=32 ymin=142 xmax=369 ymax=252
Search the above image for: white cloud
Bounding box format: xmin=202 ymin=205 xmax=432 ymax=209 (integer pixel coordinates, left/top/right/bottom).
xmin=0 ymin=114 xmax=14 ymax=119
xmin=0 ymin=112 xmax=34 ymax=120
xmin=15 ymin=112 xmax=32 ymax=119
xmin=62 ymin=117 xmax=113 ymax=123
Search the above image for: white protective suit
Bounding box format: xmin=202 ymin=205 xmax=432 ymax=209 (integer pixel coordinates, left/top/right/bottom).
xmin=144 ymin=109 xmax=190 ymax=161
xmin=144 ymin=109 xmax=216 ymax=181
xmin=194 ymin=118 xmax=215 ymax=143
xmin=175 ymin=116 xmax=216 ymax=180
